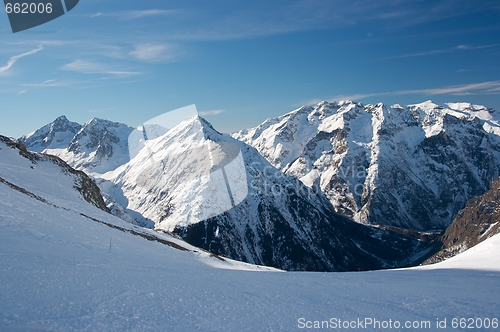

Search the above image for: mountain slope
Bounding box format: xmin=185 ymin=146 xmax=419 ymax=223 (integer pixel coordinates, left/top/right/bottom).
xmin=424 ymin=176 xmax=500 ymax=264
xmin=234 ymin=100 xmax=500 ymax=231
xmin=0 ymin=135 xmax=108 ymax=212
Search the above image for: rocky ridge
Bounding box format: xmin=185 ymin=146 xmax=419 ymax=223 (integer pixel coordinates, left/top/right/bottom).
xmin=424 ymin=176 xmax=500 ymax=264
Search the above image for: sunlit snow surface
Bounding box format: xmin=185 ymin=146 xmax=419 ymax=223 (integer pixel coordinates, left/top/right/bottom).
xmin=1 ymin=139 xmax=499 ymax=331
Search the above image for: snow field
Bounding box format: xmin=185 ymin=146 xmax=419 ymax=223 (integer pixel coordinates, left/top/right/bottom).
xmin=1 ymin=181 xmax=499 ymax=331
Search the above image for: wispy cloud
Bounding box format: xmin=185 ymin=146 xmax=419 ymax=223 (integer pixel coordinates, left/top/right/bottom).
xmin=164 ymin=1 xmax=362 ymax=41
xmin=91 ymin=9 xmax=176 ymax=20
xmin=61 ymin=59 xmax=141 ymax=76
xmin=21 ymin=79 xmax=84 ymax=87
xmin=129 ymin=44 xmax=181 ymax=62
xmin=0 ymin=46 xmax=43 ymax=74
xmin=126 ymin=9 xmax=176 ymax=19
xmin=18 ymin=90 xmax=26 ymax=95
xmin=199 ymin=109 xmax=225 ymax=116
xmin=373 ymin=44 xmax=499 ymax=61
xmin=303 ymin=81 xmax=500 ymax=105
xmin=400 ymin=81 xmax=500 ymax=96
xmin=167 ymin=1 xmax=499 ymax=41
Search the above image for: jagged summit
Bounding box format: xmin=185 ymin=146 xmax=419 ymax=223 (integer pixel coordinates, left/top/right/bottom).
xmin=20 ymin=115 xmax=82 ymax=151
xmin=20 ymin=116 xmax=134 ymax=175
xmin=53 ymin=115 xmax=70 ymax=123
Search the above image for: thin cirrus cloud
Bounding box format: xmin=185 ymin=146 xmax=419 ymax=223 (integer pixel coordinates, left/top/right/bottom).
xmin=166 ymin=1 xmax=495 ymax=42
xmin=303 ymin=81 xmax=500 ymax=105
xmin=61 ymin=59 xmax=142 ymax=76
xmin=129 ymin=44 xmax=182 ymax=62
xmin=91 ymin=9 xmax=176 ymax=20
xmin=21 ymin=79 xmax=85 ymax=87
xmin=0 ymin=46 xmax=43 ymax=75
xmin=198 ymin=109 xmax=225 ymax=116
xmin=401 ymin=81 xmax=500 ymax=96
xmin=373 ymin=44 xmax=499 ymax=61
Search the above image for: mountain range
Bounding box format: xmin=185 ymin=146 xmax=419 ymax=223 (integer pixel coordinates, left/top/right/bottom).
xmin=16 ymin=100 xmax=500 ymax=271
xmin=21 ymin=116 xmax=134 ymax=174
xmin=234 ymin=100 xmax=500 ymax=231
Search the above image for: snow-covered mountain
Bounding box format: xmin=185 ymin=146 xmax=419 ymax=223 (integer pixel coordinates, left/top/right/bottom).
xmin=99 ymin=115 xmax=434 ymax=271
xmin=20 ymin=115 xmax=81 ymax=151
xmin=20 ymin=116 xmax=134 ymax=174
xmin=234 ymin=100 xmax=500 ymax=231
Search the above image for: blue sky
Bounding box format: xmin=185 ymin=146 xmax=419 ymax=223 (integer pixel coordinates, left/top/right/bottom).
xmin=1 ymin=0 xmax=499 ymax=137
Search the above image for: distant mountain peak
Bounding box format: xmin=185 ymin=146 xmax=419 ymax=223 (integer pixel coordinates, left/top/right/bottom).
xmin=54 ymin=115 xmax=70 ymax=122
xmin=20 ymin=115 xmax=82 ymax=151
xmin=20 ymin=116 xmax=134 ymax=175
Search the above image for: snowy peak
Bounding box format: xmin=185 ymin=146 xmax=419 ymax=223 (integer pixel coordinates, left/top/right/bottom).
xmin=20 ymin=115 xmax=81 ymax=151
xmin=68 ymin=117 xmax=133 ymax=158
xmin=20 ymin=116 xmax=135 ymax=175
xmin=101 ymin=115 xmax=249 ymax=231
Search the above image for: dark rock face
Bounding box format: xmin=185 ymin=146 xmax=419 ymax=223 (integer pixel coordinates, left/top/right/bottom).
xmin=173 ymin=189 xmax=382 ymax=272
xmin=424 ymin=177 xmax=500 ymax=265
xmin=69 ymin=119 xmax=121 ymax=156
xmin=369 ymin=119 xmax=500 ymax=231
xmin=173 ymin=198 xmax=439 ymax=272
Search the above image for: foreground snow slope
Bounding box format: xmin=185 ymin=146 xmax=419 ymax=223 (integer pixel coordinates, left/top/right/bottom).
xmin=419 ymin=231 xmax=500 ymax=271
xmin=1 ymin=171 xmax=499 ymax=331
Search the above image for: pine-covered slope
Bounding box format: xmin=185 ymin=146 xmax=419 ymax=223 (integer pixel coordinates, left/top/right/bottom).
xmin=234 ymin=100 xmax=500 ymax=231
